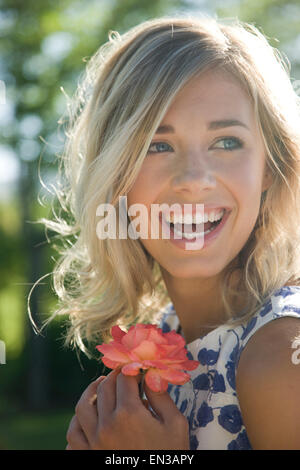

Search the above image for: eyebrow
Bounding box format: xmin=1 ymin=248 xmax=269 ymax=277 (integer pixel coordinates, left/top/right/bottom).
xmin=155 ymin=119 xmax=249 ymax=134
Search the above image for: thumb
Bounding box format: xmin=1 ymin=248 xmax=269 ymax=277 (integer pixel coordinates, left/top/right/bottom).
xmin=143 ymin=380 xmax=179 ymax=424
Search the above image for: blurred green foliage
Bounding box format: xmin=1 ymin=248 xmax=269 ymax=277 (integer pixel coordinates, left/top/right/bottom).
xmin=0 ymin=0 xmax=186 ymax=450
xmin=0 ymin=0 xmax=299 ymax=450
xmin=0 ymin=407 xmax=73 ymax=450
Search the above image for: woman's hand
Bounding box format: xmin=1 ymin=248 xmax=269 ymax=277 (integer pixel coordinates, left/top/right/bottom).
xmin=66 ymin=368 xmax=190 ymax=450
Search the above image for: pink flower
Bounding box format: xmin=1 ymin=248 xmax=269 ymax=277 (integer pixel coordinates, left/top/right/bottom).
xmin=96 ymin=323 xmax=200 ymax=393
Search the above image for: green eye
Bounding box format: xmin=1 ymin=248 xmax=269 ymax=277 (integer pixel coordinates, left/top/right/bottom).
xmin=213 ymin=137 xmax=243 ymax=151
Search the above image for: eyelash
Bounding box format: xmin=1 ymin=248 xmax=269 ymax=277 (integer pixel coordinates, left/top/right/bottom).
xmin=147 ymin=137 xmax=244 ymax=154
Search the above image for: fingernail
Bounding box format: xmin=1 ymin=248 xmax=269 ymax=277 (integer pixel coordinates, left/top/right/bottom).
xmin=95 ymin=375 xmax=106 ymax=382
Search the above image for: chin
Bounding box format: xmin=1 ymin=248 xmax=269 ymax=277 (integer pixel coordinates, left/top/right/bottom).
xmin=160 ymin=259 xmax=227 ymax=280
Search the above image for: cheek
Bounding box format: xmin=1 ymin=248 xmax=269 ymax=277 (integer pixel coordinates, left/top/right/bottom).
xmin=126 ymin=167 xmax=163 ymax=235
xmin=226 ymin=155 xmax=264 ymax=236
xmin=127 ymin=164 xmax=166 ymax=208
xmin=225 ymin=152 xmax=264 ymax=202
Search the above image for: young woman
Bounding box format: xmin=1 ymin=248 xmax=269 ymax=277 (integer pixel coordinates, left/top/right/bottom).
xmin=39 ymin=15 xmax=300 ymax=449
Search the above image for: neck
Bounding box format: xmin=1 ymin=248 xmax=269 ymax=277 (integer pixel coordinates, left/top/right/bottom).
xmin=160 ymin=267 xmax=242 ymax=344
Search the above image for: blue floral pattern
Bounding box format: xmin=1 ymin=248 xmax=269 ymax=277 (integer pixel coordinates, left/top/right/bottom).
xmin=158 ymin=286 xmax=300 ymax=450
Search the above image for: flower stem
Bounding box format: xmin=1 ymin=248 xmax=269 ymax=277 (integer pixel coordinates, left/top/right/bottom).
xmin=138 ymin=370 xmax=146 ymax=400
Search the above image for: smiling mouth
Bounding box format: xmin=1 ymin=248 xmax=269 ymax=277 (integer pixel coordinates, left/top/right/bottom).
xmin=164 ymin=210 xmax=226 ymax=238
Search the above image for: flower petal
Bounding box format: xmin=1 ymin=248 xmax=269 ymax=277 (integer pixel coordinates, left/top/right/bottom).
xmin=96 ymin=343 xmax=131 ymax=363
xmin=180 ymin=359 xmax=200 ymax=371
xmin=110 ymin=340 xmax=131 ymax=355
xmin=101 ymin=356 xmax=122 ymax=369
xmin=131 ymin=339 xmax=158 ymax=361
xmin=156 ymin=343 xmax=182 ymax=358
xmin=122 ymin=324 xmax=150 ymax=349
xmin=161 ymin=361 xmax=186 ymax=370
xmin=144 ymin=369 xmax=169 ymax=393
xmin=158 ymin=368 xmax=191 ymax=385
xmin=167 ymin=347 xmax=188 ymax=360
xmin=143 ymin=360 xmax=168 ymax=370
xmin=164 ymin=330 xmax=186 ymax=348
xmin=147 ymin=326 xmax=167 ymax=345
xmin=121 ymin=362 xmax=143 ymax=376
xmin=97 ymin=323 xmax=199 ymax=390
xmin=111 ymin=325 xmax=127 ymax=342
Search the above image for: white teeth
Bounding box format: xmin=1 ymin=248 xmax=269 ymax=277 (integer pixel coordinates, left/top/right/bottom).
xmin=172 ymin=226 xmax=214 ymax=239
xmin=164 ymin=209 xmax=225 ymax=225
xmin=173 ymin=230 xmax=203 ymax=239
xmin=184 ymin=214 xmax=193 ymax=224
xmin=164 ymin=209 xmax=226 ymax=240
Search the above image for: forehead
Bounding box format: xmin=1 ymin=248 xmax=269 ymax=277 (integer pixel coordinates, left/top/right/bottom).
xmin=162 ymin=68 xmax=255 ymax=125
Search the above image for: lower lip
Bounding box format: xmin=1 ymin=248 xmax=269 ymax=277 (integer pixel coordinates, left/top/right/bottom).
xmin=159 ymin=210 xmax=231 ymax=251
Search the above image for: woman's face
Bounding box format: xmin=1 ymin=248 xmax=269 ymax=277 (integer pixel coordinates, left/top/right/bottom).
xmin=127 ymin=68 xmax=272 ymax=279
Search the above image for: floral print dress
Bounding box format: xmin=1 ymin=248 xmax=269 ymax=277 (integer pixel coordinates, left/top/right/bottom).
xmin=158 ymin=286 xmax=300 ymax=450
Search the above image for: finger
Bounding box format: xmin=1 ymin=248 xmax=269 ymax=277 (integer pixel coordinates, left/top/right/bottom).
xmin=144 ymin=380 xmax=181 ymax=424
xmin=97 ymin=368 xmax=121 ymax=424
xmin=115 ymin=371 xmax=143 ymax=410
xmin=75 ymin=376 xmax=106 ymax=443
xmin=66 ymin=415 xmax=89 ymax=450
xmin=87 ymin=375 xmax=107 ymax=405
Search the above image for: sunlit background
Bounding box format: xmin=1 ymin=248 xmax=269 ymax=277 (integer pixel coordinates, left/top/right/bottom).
xmin=0 ymin=0 xmax=300 ymax=450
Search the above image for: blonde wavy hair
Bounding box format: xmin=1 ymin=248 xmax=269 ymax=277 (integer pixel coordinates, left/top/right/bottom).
xmin=34 ymin=14 xmax=300 ymax=357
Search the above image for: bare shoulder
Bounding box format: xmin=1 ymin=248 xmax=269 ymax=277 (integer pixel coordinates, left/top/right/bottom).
xmin=236 ymin=316 xmax=300 ymax=450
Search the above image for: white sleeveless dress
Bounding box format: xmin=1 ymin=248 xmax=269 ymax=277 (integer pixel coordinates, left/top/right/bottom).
xmin=157 ymin=285 xmax=300 ymax=450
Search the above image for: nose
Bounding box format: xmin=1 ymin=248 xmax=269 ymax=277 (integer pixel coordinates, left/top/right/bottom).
xmin=170 ymin=151 xmax=216 ymax=194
